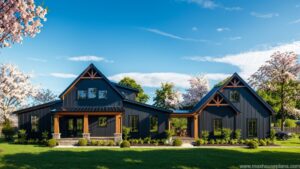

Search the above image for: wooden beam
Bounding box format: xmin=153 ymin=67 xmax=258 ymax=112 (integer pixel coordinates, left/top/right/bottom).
xmin=56 ymin=112 xmax=122 ymax=116
xmin=115 ymin=114 xmax=122 ymax=134
xmin=170 ymin=114 xmax=195 ymax=118
xmin=83 ymin=114 xmax=89 ymax=133
xmin=207 ymin=104 xmax=229 ymax=107
xmin=193 ymin=115 xmax=198 ymax=139
xmin=223 ymin=86 xmax=245 ymax=88
xmin=54 ymin=114 xmax=60 ymax=134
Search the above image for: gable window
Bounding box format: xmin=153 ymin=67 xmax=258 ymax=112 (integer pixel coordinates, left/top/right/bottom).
xmin=229 ymin=90 xmax=240 ymax=102
xmin=129 ymin=115 xmax=139 ymax=132
xmin=77 ymin=90 xmax=87 ymax=100
xmin=98 ymin=90 xmax=107 ymax=99
xmin=247 ymin=119 xmax=257 ymax=137
xmin=31 ymin=115 xmax=39 ymax=132
xmin=213 ymin=119 xmax=222 ymax=137
xmin=88 ymin=88 xmax=97 ymax=99
xmin=150 ymin=116 xmax=158 ymax=133
xmin=98 ymin=117 xmax=107 ymax=127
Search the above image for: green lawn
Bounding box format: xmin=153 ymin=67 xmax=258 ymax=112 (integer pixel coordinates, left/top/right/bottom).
xmin=275 ymin=136 xmax=300 ymax=146
xmin=1 ymin=142 xmax=300 ymax=169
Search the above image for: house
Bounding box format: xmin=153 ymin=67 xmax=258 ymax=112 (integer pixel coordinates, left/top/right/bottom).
xmin=14 ymin=64 xmax=274 ymax=141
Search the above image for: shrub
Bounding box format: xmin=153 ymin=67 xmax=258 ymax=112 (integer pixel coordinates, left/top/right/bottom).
xmin=2 ymin=125 xmax=15 ymax=141
xmin=160 ymin=139 xmax=167 ymax=145
xmin=216 ymin=139 xmax=222 ymax=144
xmin=229 ymin=139 xmax=237 ymax=145
xmin=244 ymin=139 xmax=251 ymax=145
xmin=164 ymin=130 xmax=174 ymax=140
xmin=270 ymin=129 xmax=276 ymax=141
xmin=107 ymin=140 xmax=115 ymax=146
xmin=209 ymin=139 xmax=215 ymax=145
xmin=239 ymin=139 xmax=245 ymax=145
xmin=120 ymin=140 xmax=130 ymax=148
xmin=259 ymin=140 xmax=267 ymax=146
xmin=285 ymin=119 xmax=297 ymax=128
xmin=201 ymin=130 xmax=209 ymax=141
xmin=122 ymin=127 xmax=131 ymax=140
xmin=172 ymin=138 xmax=182 ymax=146
xmin=28 ymin=139 xmax=38 ymax=144
xmin=234 ymin=129 xmax=241 ymax=140
xmin=138 ymin=138 xmax=144 ymax=144
xmin=221 ymin=139 xmax=227 ymax=144
xmin=97 ymin=140 xmax=105 ymax=146
xmin=221 ymin=128 xmax=232 ymax=141
xmin=195 ymin=139 xmax=203 ymax=146
xmin=248 ymin=140 xmax=258 ymax=149
xmin=152 ymin=139 xmax=159 ymax=146
xmin=90 ymin=140 xmax=98 ymax=146
xmin=144 ymin=137 xmax=151 ymax=144
xmin=203 ymin=140 xmax=208 ymax=145
xmin=41 ymin=131 xmax=49 ymax=145
xmin=78 ymin=138 xmax=88 ymax=146
xmin=48 ymin=139 xmax=57 ymax=147
xmin=18 ymin=129 xmax=27 ymax=144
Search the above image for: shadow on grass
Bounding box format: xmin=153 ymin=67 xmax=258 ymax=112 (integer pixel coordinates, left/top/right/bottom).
xmin=1 ymin=148 xmax=300 ymax=169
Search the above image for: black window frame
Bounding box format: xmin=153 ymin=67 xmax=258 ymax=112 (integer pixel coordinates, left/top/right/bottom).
xmin=150 ymin=115 xmax=159 ymax=133
xmin=129 ymin=115 xmax=139 ymax=133
xmin=88 ymin=88 xmax=97 ymax=99
xmin=247 ymin=118 xmax=257 ymax=138
xmin=98 ymin=117 xmax=108 ymax=127
xmin=229 ymin=90 xmax=240 ymax=102
xmin=98 ymin=90 xmax=108 ymax=99
xmin=213 ymin=118 xmax=222 ymax=136
xmin=31 ymin=115 xmax=39 ymax=132
xmin=77 ymin=90 xmax=87 ymax=100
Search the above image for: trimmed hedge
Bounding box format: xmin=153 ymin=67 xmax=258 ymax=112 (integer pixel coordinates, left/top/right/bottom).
xmin=172 ymin=138 xmax=182 ymax=146
xmin=120 ymin=140 xmax=130 ymax=148
xmin=78 ymin=138 xmax=88 ymax=146
xmin=48 ymin=139 xmax=57 ymax=147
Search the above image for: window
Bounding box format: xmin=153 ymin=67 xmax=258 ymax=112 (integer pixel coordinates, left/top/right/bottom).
xmin=77 ymin=119 xmax=83 ymax=131
xmin=77 ymin=90 xmax=87 ymax=100
xmin=247 ymin=119 xmax=257 ymax=137
xmin=129 ymin=115 xmax=139 ymax=132
xmin=98 ymin=117 xmax=107 ymax=127
xmin=213 ymin=119 xmax=222 ymax=136
xmin=150 ymin=116 xmax=158 ymax=133
xmin=31 ymin=115 xmax=39 ymax=132
xmin=229 ymin=90 xmax=240 ymax=102
xmin=88 ymin=88 xmax=97 ymax=99
xmin=98 ymin=90 xmax=107 ymax=99
xmin=68 ymin=119 xmax=73 ymax=131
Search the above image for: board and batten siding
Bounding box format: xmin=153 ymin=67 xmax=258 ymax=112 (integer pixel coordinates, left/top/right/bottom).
xmin=222 ymin=88 xmax=271 ymax=138
xmin=88 ymin=116 xmax=116 ymax=137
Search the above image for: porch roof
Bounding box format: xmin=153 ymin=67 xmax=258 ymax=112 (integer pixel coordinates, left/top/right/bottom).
xmin=51 ymin=106 xmax=124 ymax=113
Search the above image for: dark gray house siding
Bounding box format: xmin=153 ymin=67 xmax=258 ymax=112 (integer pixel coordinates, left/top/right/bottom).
xmin=88 ymin=116 xmax=116 ymax=137
xmin=114 ymin=86 xmax=137 ymax=101
xmin=123 ymin=102 xmax=169 ymax=139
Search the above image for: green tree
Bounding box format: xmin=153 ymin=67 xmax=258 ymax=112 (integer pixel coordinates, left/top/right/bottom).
xmin=153 ymin=83 xmax=180 ymax=109
xmin=118 ymin=77 xmax=149 ymax=103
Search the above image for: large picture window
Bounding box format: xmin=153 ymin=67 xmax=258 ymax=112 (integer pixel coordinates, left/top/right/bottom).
xmin=31 ymin=115 xmax=39 ymax=132
xmin=77 ymin=90 xmax=87 ymax=100
xmin=88 ymin=88 xmax=97 ymax=99
xmin=229 ymin=90 xmax=240 ymax=102
xmin=213 ymin=119 xmax=222 ymax=136
xmin=98 ymin=90 xmax=107 ymax=99
xmin=247 ymin=119 xmax=257 ymax=137
xmin=98 ymin=117 xmax=107 ymax=127
xmin=129 ymin=115 xmax=139 ymax=132
xmin=150 ymin=116 xmax=158 ymax=133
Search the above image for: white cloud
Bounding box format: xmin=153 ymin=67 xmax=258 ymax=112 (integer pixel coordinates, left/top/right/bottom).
xmin=223 ymin=6 xmax=243 ymax=11
xmin=216 ymin=27 xmax=230 ymax=32
xmin=109 ymin=72 xmax=229 ymax=88
xmin=143 ymin=28 xmax=208 ymax=43
xmin=192 ymin=26 xmax=198 ymax=31
xmin=181 ymin=0 xmax=217 ymax=9
xmin=50 ymin=73 xmax=77 ymax=78
xmin=183 ymin=41 xmax=300 ymax=79
xmin=68 ymin=56 xmax=114 ymax=63
xmin=27 ymin=57 xmax=47 ymax=62
xmin=228 ymin=36 xmax=242 ymax=41
xmin=250 ymin=12 xmax=279 ymax=19
xmin=290 ymin=19 xmax=300 ymax=24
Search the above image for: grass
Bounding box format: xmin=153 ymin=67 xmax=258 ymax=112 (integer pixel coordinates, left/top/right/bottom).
xmin=0 ymin=141 xmax=300 ymax=169
xmin=275 ymin=136 xmax=300 ymax=146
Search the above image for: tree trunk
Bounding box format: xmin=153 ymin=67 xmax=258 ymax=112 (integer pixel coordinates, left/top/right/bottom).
xmin=280 ymin=80 xmax=285 ymax=131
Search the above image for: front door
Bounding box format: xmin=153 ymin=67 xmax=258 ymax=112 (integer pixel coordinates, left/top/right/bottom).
xmin=67 ymin=117 xmax=83 ymax=137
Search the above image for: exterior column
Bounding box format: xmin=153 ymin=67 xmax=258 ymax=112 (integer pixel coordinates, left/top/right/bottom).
xmin=193 ymin=115 xmax=199 ymax=139
xmin=52 ymin=114 xmax=61 ymax=139
xmin=114 ymin=114 xmax=122 ymax=142
xmin=83 ymin=113 xmax=90 ymax=140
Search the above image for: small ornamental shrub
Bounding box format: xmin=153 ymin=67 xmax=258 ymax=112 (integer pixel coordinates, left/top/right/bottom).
xmin=203 ymin=140 xmax=208 ymax=145
xmin=195 ymin=139 xmax=203 ymax=146
xmin=18 ymin=129 xmax=27 ymax=144
xmin=239 ymin=139 xmax=245 ymax=145
xmin=48 ymin=139 xmax=57 ymax=147
xmin=164 ymin=130 xmax=174 ymax=140
xmin=122 ymin=127 xmax=131 ymax=140
xmin=209 ymin=139 xmax=215 ymax=145
xmin=248 ymin=140 xmax=258 ymax=149
xmin=221 ymin=128 xmax=232 ymax=141
xmin=201 ymin=130 xmax=209 ymax=141
xmin=27 ymin=139 xmax=39 ymax=144
xmin=144 ymin=137 xmax=151 ymax=144
xmin=97 ymin=140 xmax=105 ymax=146
xmin=285 ymin=119 xmax=297 ymax=128
xmin=152 ymin=140 xmax=159 ymax=146
xmin=259 ymin=140 xmax=267 ymax=146
xmin=90 ymin=140 xmax=98 ymax=146
xmin=138 ymin=138 xmax=144 ymax=144
xmin=216 ymin=139 xmax=222 ymax=144
xmin=172 ymin=138 xmax=182 ymax=146
xmin=221 ymin=139 xmax=227 ymax=144
xmin=270 ymin=129 xmax=276 ymax=141
xmin=234 ymin=129 xmax=241 ymax=140
xmin=2 ymin=125 xmax=15 ymax=141
xmin=41 ymin=131 xmax=49 ymax=145
xmin=120 ymin=140 xmax=130 ymax=148
xmin=244 ymin=139 xmax=251 ymax=145
xmin=78 ymin=138 xmax=88 ymax=146
xmin=107 ymin=140 xmax=115 ymax=146
xmin=160 ymin=139 xmax=167 ymax=145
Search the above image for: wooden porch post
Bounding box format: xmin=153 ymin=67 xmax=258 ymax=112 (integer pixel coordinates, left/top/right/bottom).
xmin=193 ymin=115 xmax=199 ymax=139
xmin=54 ymin=114 xmax=60 ymax=134
xmin=83 ymin=113 xmax=89 ymax=133
xmin=115 ymin=114 xmax=122 ymax=134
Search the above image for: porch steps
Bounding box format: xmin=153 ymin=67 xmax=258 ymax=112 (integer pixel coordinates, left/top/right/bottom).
xmin=58 ymin=138 xmax=79 ymax=146
xmin=173 ymin=137 xmax=195 ymax=144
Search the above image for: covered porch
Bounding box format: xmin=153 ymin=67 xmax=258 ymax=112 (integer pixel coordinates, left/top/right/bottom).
xmin=52 ymin=112 xmax=123 ymax=142
xmin=169 ymin=113 xmax=199 ymax=139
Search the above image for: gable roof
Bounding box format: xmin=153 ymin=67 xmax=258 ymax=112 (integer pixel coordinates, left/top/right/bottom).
xmin=220 ymin=73 xmax=275 ymax=115
xmin=13 ymin=100 xmax=62 ymax=114
xmin=111 ymin=82 xmax=139 ymax=93
xmin=123 ymin=99 xmax=172 ymax=113
xmin=59 ymin=64 xmax=125 ymax=99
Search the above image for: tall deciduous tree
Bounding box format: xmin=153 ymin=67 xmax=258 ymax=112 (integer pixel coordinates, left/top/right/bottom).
xmin=153 ymin=83 xmax=181 ymax=109
xmin=182 ymin=75 xmax=209 ymax=108
xmin=0 ymin=0 xmax=47 ymax=48
xmin=118 ymin=77 xmax=149 ymax=103
xmin=249 ymin=51 xmax=300 ymax=131
xmin=33 ymin=88 xmax=57 ymax=105
xmin=0 ymin=64 xmax=36 ymax=124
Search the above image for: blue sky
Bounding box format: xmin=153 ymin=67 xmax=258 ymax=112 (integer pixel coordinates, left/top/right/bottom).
xmin=1 ymin=0 xmax=300 ymax=102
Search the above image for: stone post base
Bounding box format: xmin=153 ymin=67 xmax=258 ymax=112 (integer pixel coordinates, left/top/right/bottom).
xmin=83 ymin=133 xmax=90 ymax=140
xmin=52 ymin=133 xmax=61 ymax=139
xmin=114 ymin=133 xmax=122 ymax=143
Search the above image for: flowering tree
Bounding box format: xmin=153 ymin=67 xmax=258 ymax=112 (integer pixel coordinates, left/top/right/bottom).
xmin=182 ymin=75 xmax=209 ymax=108
xmin=0 ymin=64 xmax=36 ymax=125
xmin=249 ymin=51 xmax=300 ymax=131
xmin=153 ymin=83 xmax=181 ymax=109
xmin=0 ymin=0 xmax=47 ymax=48
xmin=33 ymin=88 xmax=57 ymax=105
